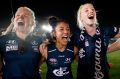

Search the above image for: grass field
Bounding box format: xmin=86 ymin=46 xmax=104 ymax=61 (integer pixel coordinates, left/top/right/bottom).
xmin=108 ymin=50 xmax=120 ymax=79
xmin=41 ymin=50 xmax=120 ymax=79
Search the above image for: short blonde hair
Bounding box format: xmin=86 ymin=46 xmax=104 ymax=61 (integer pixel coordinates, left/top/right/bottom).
xmin=77 ymin=3 xmax=99 ymax=30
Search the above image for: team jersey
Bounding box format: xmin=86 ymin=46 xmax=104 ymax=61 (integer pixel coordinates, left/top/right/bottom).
xmin=71 ymin=26 xmax=119 ymax=79
xmin=0 ymin=32 xmax=42 ymax=79
xmin=46 ymin=43 xmax=74 ymax=79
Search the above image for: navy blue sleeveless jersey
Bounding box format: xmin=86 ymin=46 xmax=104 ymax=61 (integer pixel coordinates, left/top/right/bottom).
xmin=71 ymin=26 xmax=119 ymax=79
xmin=46 ymin=43 xmax=74 ymax=79
xmin=0 ymin=32 xmax=42 ymax=79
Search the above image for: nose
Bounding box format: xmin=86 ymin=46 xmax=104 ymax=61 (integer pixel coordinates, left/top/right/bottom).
xmin=89 ymin=9 xmax=94 ymax=14
xmin=20 ymin=15 xmax=24 ymax=19
xmin=64 ymin=29 xmax=70 ymax=34
xmin=19 ymin=14 xmax=24 ymax=19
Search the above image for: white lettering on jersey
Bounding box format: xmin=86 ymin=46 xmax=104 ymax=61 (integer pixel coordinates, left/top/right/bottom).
xmin=114 ymin=27 xmax=117 ymax=32
xmin=79 ymin=48 xmax=85 ymax=58
xmin=80 ymin=34 xmax=84 ymax=41
xmin=94 ymin=38 xmax=104 ymax=79
xmin=85 ymin=40 xmax=89 ymax=46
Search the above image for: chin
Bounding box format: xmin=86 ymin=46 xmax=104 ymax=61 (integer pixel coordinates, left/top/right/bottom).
xmin=87 ymin=22 xmax=95 ymax=26
xmin=62 ymin=42 xmax=68 ymax=46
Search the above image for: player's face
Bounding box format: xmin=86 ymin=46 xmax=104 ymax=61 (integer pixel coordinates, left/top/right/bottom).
xmin=54 ymin=22 xmax=70 ymax=45
xmin=14 ymin=8 xmax=33 ymax=34
xmin=80 ymin=4 xmax=96 ymax=26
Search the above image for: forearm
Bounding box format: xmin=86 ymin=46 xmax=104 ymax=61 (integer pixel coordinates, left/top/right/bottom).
xmin=108 ymin=45 xmax=119 ymax=53
xmin=108 ymin=40 xmax=120 ymax=53
xmin=39 ymin=57 xmax=46 ymax=66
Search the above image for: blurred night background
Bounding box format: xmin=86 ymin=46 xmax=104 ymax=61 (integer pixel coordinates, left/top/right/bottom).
xmin=0 ymin=0 xmax=120 ymax=33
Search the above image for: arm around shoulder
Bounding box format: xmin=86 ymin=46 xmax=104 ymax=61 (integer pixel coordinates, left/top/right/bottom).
xmin=39 ymin=43 xmax=48 ymax=63
xmin=74 ymin=46 xmax=79 ymax=62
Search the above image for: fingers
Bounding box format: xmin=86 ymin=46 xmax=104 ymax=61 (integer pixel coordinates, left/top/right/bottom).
xmin=39 ymin=43 xmax=47 ymax=54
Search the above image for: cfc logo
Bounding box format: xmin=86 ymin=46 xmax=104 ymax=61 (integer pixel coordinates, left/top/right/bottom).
xmin=53 ymin=67 xmax=69 ymax=76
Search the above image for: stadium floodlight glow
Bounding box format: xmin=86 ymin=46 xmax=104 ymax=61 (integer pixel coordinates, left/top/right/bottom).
xmin=42 ymin=24 xmax=53 ymax=32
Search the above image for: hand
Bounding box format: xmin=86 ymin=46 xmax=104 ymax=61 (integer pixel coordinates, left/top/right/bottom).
xmin=39 ymin=43 xmax=47 ymax=55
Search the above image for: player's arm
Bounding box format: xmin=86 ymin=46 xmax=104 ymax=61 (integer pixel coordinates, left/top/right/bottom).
xmin=108 ymin=38 xmax=120 ymax=53
xmin=74 ymin=46 xmax=79 ymax=62
xmin=39 ymin=43 xmax=48 ymax=65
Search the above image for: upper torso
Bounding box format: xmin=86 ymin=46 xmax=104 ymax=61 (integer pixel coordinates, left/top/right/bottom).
xmin=46 ymin=43 xmax=74 ymax=79
xmin=71 ymin=26 xmax=119 ymax=79
xmin=0 ymin=32 xmax=42 ymax=79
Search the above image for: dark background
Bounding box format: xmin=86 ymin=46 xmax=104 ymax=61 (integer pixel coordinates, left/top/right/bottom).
xmin=0 ymin=0 xmax=120 ymax=31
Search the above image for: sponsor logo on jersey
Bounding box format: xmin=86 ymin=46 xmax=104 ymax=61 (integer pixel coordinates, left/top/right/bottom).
xmin=6 ymin=40 xmax=16 ymax=44
xmin=49 ymin=58 xmax=57 ymax=65
xmin=64 ymin=58 xmax=71 ymax=63
xmin=31 ymin=40 xmax=38 ymax=45
xmin=6 ymin=40 xmax=18 ymax=52
xmin=31 ymin=40 xmax=39 ymax=52
xmin=58 ymin=55 xmax=65 ymax=58
xmin=53 ymin=67 xmax=69 ymax=77
xmin=32 ymin=46 xmax=38 ymax=52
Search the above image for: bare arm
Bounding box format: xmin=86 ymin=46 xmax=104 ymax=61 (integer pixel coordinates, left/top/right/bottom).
xmin=74 ymin=46 xmax=79 ymax=62
xmin=39 ymin=43 xmax=48 ymax=65
xmin=108 ymin=38 xmax=120 ymax=53
xmin=107 ymin=28 xmax=120 ymax=53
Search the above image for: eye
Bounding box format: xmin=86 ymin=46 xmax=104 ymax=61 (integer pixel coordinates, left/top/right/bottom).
xmin=67 ymin=28 xmax=70 ymax=31
xmin=85 ymin=9 xmax=89 ymax=12
xmin=15 ymin=14 xmax=20 ymax=17
xmin=24 ymin=14 xmax=29 ymax=17
xmin=60 ymin=28 xmax=64 ymax=31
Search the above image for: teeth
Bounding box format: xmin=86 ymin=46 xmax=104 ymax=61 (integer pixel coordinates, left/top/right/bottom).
xmin=62 ymin=35 xmax=68 ymax=38
xmin=63 ymin=37 xmax=69 ymax=39
xmin=88 ymin=14 xmax=94 ymax=17
xmin=62 ymin=37 xmax=70 ymax=41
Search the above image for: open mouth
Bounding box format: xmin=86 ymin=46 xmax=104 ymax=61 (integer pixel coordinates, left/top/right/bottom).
xmin=18 ymin=22 xmax=24 ymax=26
xmin=62 ymin=37 xmax=68 ymax=39
xmin=62 ymin=36 xmax=69 ymax=41
xmin=88 ymin=16 xmax=94 ymax=19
